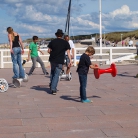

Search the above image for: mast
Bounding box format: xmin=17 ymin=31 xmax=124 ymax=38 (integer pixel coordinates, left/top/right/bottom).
xmin=99 ymin=0 xmax=103 ymax=66
xmin=65 ymin=0 xmax=71 ymax=36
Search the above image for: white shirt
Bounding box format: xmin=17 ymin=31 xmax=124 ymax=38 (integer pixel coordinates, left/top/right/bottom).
xmin=66 ymin=40 xmax=75 ymax=55
xmin=129 ymin=40 xmax=133 ymax=45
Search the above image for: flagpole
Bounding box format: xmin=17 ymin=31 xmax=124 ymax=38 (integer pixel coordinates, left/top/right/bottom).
xmin=99 ymin=0 xmax=102 ymax=65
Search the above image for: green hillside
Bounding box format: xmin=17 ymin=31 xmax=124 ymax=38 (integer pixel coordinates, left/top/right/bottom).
xmin=23 ymin=30 xmax=138 ymax=43
xmin=71 ymin=30 xmax=138 ymax=42
xmin=104 ymin=30 xmax=138 ymax=42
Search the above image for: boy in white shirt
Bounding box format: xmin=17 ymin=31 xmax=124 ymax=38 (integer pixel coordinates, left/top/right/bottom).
xmin=62 ymin=34 xmax=75 ymax=77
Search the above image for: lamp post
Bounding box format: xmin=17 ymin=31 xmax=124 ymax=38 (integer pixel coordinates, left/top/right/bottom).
xmin=121 ymin=34 xmax=123 ymax=46
xmin=99 ymin=0 xmax=102 ymax=54
xmin=99 ymin=0 xmax=102 ymax=66
xmin=104 ymin=32 xmax=105 ymax=46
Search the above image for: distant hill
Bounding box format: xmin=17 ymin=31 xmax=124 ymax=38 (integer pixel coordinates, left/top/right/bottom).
xmin=104 ymin=30 xmax=138 ymax=42
xmin=23 ymin=30 xmax=138 ymax=43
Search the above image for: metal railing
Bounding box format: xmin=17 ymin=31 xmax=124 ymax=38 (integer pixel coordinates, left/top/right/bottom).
xmin=0 ymin=47 xmax=136 ymax=68
xmin=74 ymin=47 xmax=136 ymax=66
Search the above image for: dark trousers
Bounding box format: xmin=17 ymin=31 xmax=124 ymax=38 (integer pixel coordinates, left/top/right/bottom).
xmin=78 ymin=74 xmax=87 ymax=100
xmin=50 ymin=62 xmax=62 ymax=91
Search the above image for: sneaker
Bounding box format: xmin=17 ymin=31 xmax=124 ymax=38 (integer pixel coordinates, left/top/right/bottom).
xmin=28 ymin=73 xmax=32 ymax=76
xmin=45 ymin=72 xmax=49 ymax=75
xmin=52 ymin=90 xmax=57 ymax=95
xmin=60 ymin=70 xmax=65 ymax=75
xmin=81 ymin=99 xmax=93 ymax=103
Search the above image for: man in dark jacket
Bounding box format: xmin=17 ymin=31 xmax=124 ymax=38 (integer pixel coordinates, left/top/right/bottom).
xmin=47 ymin=29 xmax=72 ymax=95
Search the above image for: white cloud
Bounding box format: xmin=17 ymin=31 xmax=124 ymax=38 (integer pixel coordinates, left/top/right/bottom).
xmin=110 ymin=5 xmax=130 ymax=18
xmin=23 ymin=5 xmax=52 ymax=22
xmin=18 ymin=23 xmax=46 ymax=33
xmin=1 ymin=1 xmax=138 ymax=43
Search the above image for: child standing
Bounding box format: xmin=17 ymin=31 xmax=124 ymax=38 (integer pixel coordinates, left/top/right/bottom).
xmin=27 ymin=36 xmax=49 ymax=75
xmin=77 ymin=46 xmax=99 ymax=103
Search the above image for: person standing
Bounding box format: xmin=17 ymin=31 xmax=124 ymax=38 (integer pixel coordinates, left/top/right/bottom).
xmin=77 ymin=46 xmax=99 ymax=103
xmin=122 ymin=40 xmax=124 ymax=46
xmin=125 ymin=40 xmax=128 ymax=46
xmin=27 ymin=36 xmax=49 ymax=75
xmin=7 ymin=27 xmax=25 ymax=79
xmin=61 ymin=33 xmax=75 ymax=77
xmin=47 ymin=29 xmax=72 ymax=95
xmin=129 ymin=39 xmax=133 ymax=47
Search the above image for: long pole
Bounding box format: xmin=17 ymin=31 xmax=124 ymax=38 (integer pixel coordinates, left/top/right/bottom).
xmin=121 ymin=34 xmax=122 ymax=46
xmin=104 ymin=32 xmax=105 ymax=46
xmin=65 ymin=0 xmax=71 ymax=36
xmin=99 ymin=0 xmax=102 ymax=65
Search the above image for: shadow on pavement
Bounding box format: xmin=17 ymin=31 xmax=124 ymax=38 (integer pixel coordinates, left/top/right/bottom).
xmin=60 ymin=95 xmax=101 ymax=102
xmin=90 ymin=95 xmax=101 ymax=98
xmin=31 ymin=85 xmax=51 ymax=94
xmin=60 ymin=95 xmax=80 ymax=102
xmin=117 ymin=73 xmax=135 ymax=78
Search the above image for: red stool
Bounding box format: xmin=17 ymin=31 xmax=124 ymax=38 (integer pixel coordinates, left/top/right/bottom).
xmin=94 ymin=63 xmax=117 ymax=79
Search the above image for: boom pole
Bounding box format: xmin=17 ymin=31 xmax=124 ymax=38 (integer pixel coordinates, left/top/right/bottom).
xmin=65 ymin=0 xmax=71 ymax=36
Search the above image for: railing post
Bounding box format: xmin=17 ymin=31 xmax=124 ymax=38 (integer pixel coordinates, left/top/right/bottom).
xmin=0 ymin=50 xmax=4 ymax=68
xmin=109 ymin=48 xmax=112 ymax=64
xmin=74 ymin=48 xmax=77 ymax=66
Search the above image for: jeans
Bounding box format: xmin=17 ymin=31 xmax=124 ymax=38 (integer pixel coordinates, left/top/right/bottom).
xmin=11 ymin=47 xmax=25 ymax=79
xmin=29 ymin=56 xmax=47 ymax=74
xmin=78 ymin=74 xmax=87 ymax=100
xmin=50 ymin=62 xmax=62 ymax=91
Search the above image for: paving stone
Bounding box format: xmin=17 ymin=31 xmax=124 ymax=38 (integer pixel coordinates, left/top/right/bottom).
xmin=0 ymin=119 xmax=22 ymax=127
xmin=0 ymin=65 xmax=138 ymax=137
xmin=0 ymin=133 xmax=25 ymax=138
xmin=26 ymin=129 xmax=106 ymax=138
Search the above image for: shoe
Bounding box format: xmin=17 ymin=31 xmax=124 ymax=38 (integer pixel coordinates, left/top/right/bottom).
xmin=60 ymin=70 xmax=65 ymax=75
xmin=52 ymin=90 xmax=57 ymax=95
xmin=45 ymin=72 xmax=49 ymax=75
xmin=81 ymin=99 xmax=93 ymax=103
xmin=28 ymin=73 xmax=32 ymax=76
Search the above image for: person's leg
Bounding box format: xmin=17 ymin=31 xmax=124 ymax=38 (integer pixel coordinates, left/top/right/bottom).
xmin=78 ymin=74 xmax=87 ymax=100
xmin=65 ymin=55 xmax=71 ymax=75
xmin=28 ymin=57 xmax=37 ymax=75
xmin=61 ymin=55 xmax=66 ymax=74
xmin=50 ymin=62 xmax=62 ymax=94
xmin=17 ymin=47 xmax=25 ymax=78
xmin=36 ymin=56 xmax=48 ymax=74
xmin=11 ymin=48 xmax=19 ymax=78
xmin=50 ymin=62 xmax=56 ymax=87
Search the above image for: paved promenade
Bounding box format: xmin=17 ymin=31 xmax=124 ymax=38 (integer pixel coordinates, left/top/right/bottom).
xmin=0 ymin=64 xmax=138 ymax=138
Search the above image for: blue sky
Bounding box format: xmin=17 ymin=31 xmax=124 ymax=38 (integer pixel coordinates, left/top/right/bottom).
xmin=0 ymin=0 xmax=138 ymax=43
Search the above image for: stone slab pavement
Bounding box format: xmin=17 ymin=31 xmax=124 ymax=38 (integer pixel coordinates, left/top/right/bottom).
xmin=0 ymin=64 xmax=138 ymax=138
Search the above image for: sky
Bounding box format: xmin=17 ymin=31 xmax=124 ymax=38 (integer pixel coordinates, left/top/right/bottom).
xmin=0 ymin=0 xmax=138 ymax=43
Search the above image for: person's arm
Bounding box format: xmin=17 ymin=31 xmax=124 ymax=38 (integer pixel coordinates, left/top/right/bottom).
xmin=47 ymin=41 xmax=52 ymax=54
xmin=71 ymin=48 xmax=75 ymax=59
xmin=90 ymin=63 xmax=99 ymax=69
xmin=27 ymin=43 xmax=32 ymax=61
xmin=27 ymin=50 xmax=31 ymax=62
xmin=47 ymin=48 xmax=51 ymax=54
xmin=70 ymin=40 xmax=75 ymax=59
xmin=8 ymin=34 xmax=13 ymax=54
xmin=18 ymin=34 xmax=24 ymax=54
xmin=38 ymin=47 xmax=44 ymax=55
